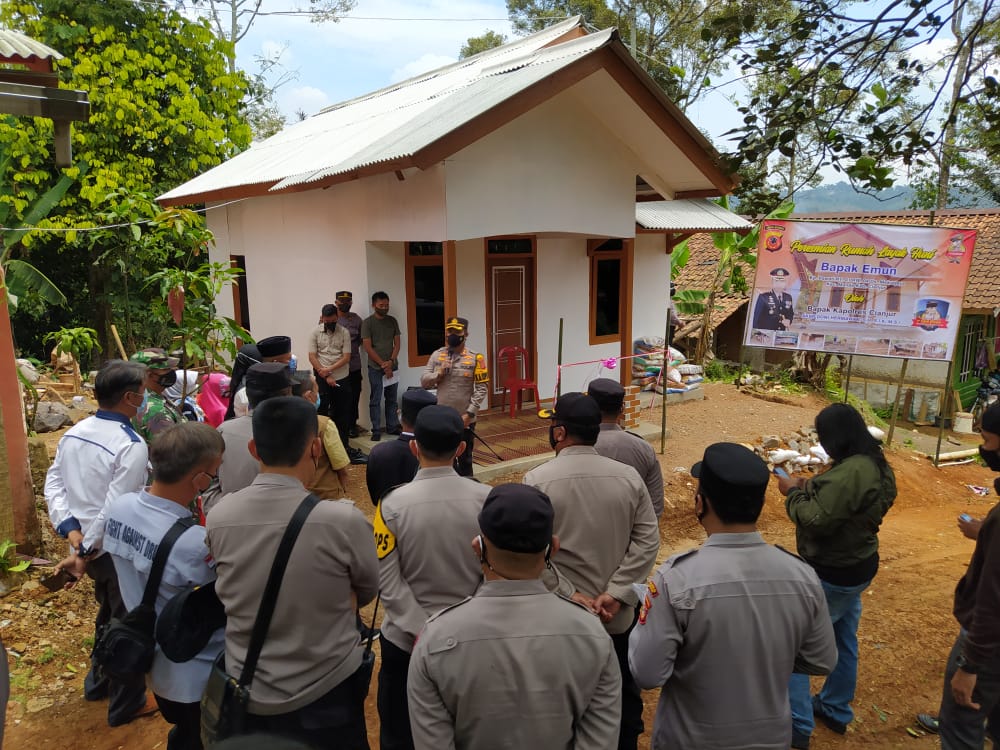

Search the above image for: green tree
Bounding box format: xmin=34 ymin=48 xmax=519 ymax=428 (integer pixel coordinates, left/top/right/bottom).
xmin=460 ymin=30 xmax=509 ymax=58
xmin=0 ymin=0 xmax=252 ymax=359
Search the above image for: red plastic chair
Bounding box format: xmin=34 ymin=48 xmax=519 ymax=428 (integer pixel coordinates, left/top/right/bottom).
xmin=498 ymin=345 xmax=540 ymax=418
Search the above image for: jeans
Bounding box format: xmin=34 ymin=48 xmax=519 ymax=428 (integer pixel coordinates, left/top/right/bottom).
xmin=938 ymin=630 xmax=1000 ymax=749
xmin=790 ymin=578 xmax=869 ymax=737
xmin=367 ymin=366 xmax=399 ymax=436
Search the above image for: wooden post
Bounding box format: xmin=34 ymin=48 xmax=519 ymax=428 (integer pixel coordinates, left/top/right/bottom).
xmin=843 ymin=355 xmax=853 ymax=403
xmin=886 ymin=358 xmax=909 ymax=448
xmin=442 ymin=240 xmax=458 ymax=321
xmin=557 ymin=318 xmax=564 ymax=399
xmin=110 ymin=323 xmax=127 ymax=360
xmin=933 ymin=359 xmax=955 ymax=467
xmin=661 ymin=301 xmax=671 ymax=455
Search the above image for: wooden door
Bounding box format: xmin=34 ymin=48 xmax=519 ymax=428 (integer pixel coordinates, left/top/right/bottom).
xmin=487 ymin=257 xmax=535 ymax=408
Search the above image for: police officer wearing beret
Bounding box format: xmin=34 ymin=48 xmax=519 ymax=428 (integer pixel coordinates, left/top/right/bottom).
xmin=628 ymin=443 xmax=837 ymax=750
xmin=407 ymin=483 xmax=621 ymax=750
xmin=202 ymin=362 xmax=293 ymax=514
xmin=589 ymin=378 xmax=664 ymax=517
xmin=374 ymin=405 xmax=492 ymax=750
xmin=524 ymin=392 xmax=659 ymax=750
xmin=420 ymin=316 xmax=488 ymax=477
xmin=365 ymin=389 xmax=436 ymax=506
xmin=752 ymin=267 xmax=796 ymax=331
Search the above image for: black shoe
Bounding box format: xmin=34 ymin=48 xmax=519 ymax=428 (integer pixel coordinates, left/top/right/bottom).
xmin=812 ymin=697 xmax=847 ymax=735
xmin=387 ymin=426 xmax=402 ymax=435
xmin=791 ymin=730 xmax=810 ymax=750
xmin=348 ymin=448 xmax=368 ymax=465
xmin=915 ymin=714 xmax=939 ymax=734
xmin=349 ymin=426 xmax=360 ymax=438
xmin=370 ymin=432 xmax=381 ymax=442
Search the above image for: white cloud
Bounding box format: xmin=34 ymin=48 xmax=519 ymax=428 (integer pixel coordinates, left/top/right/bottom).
xmin=391 ymin=53 xmax=458 ymax=82
xmin=280 ymin=85 xmax=333 ymax=117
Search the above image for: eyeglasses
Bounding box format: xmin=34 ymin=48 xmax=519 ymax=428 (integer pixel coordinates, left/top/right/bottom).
xmin=198 ymin=471 xmax=219 ymax=482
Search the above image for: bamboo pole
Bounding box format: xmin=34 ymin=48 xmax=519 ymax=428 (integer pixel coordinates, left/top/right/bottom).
xmin=110 ymin=324 xmax=127 ymax=360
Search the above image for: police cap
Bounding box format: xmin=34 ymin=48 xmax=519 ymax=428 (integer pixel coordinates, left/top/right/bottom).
xmin=538 ymin=392 xmax=601 ymax=427
xmin=414 ymin=405 xmax=464 ymax=454
xmin=691 ymin=442 xmax=770 ymax=503
xmin=244 ymin=361 xmax=293 ymax=396
xmin=479 ymin=483 xmax=553 ymax=553
xmin=256 ymin=335 xmax=292 ymax=358
xmin=770 ymin=267 xmax=791 ymax=278
xmin=335 ymin=290 xmax=353 ymax=301
xmin=587 ymin=377 xmax=625 ymax=411
xmin=401 ymin=389 xmax=436 ymax=425
xmin=445 ymin=316 xmax=468 ymax=333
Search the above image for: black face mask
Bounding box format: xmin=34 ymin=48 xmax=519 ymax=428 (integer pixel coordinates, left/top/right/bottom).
xmin=446 ymin=333 xmax=463 ymax=348
xmin=337 ymin=303 xmax=351 ymax=313
xmin=324 ymin=321 xmax=338 ymax=332
xmin=157 ymin=370 xmax=177 ymax=388
xmin=980 ymin=445 xmax=1000 ymax=472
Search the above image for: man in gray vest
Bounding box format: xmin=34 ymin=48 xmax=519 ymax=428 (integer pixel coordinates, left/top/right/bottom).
xmin=374 ymin=405 xmax=491 ymax=750
xmin=588 ymin=377 xmax=664 ymax=516
xmin=524 ymin=392 xmax=659 ymax=750
xmin=407 ymin=483 xmax=621 ymax=750
xmin=629 ymin=443 xmax=837 ymax=750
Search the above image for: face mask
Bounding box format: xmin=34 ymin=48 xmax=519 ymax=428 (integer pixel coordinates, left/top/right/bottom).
xmin=337 ymin=302 xmax=351 ymax=313
xmin=324 ymin=321 xmax=338 ymax=331
xmin=288 ymin=354 xmax=297 ymax=375
xmin=158 ymin=370 xmax=178 ymax=389
xmin=980 ymin=445 xmax=1000 ymax=472
xmin=138 ymin=390 xmax=149 ymax=412
xmin=446 ymin=333 xmax=463 ymax=348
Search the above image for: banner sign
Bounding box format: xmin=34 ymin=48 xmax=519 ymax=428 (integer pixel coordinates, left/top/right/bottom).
xmin=743 ymin=220 xmax=976 ymax=361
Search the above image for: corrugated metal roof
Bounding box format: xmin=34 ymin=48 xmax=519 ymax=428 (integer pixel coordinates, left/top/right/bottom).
xmin=0 ymin=29 xmax=62 ymax=62
xmin=636 ymin=199 xmax=753 ymax=231
xmin=159 ymin=17 xmax=611 ymax=203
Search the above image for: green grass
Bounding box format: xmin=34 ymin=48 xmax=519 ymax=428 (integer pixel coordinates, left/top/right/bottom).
xmin=38 ymin=647 xmax=56 ymax=664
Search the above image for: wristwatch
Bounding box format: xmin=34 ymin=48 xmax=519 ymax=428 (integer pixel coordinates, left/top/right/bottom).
xmin=956 ymin=652 xmax=978 ymax=675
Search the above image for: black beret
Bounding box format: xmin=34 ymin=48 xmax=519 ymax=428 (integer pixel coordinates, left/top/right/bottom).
xmin=538 ymin=392 xmax=601 ymax=427
xmin=245 ymin=362 xmax=293 ymax=396
xmin=401 ymin=389 xmax=436 ymax=425
xmin=256 ymin=335 xmax=291 ymax=358
xmin=691 ymin=443 xmax=770 ymax=503
xmin=414 ymin=405 xmax=464 ymax=454
xmin=587 ymin=377 xmax=625 ymax=410
xmin=982 ymin=403 xmax=1000 ymax=435
xmin=479 ymin=484 xmax=553 ymax=553
xmin=155 ymin=580 xmax=226 ymax=663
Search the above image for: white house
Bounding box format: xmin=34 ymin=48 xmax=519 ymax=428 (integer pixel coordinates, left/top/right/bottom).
xmin=158 ymin=17 xmax=749 ymax=418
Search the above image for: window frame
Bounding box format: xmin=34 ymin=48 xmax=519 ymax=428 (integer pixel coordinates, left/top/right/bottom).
xmin=588 ymin=239 xmax=625 ymax=345
xmin=404 ymin=242 xmax=445 ymax=367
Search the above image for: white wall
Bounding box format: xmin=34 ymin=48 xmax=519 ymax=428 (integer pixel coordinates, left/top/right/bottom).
xmin=633 ymin=234 xmax=670 ymax=345
xmin=444 ymin=91 xmax=639 ymax=241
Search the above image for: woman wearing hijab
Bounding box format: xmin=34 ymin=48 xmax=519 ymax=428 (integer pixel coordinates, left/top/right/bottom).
xmin=198 ymin=372 xmax=230 ymax=428
xmin=165 ymin=370 xmax=205 ymax=422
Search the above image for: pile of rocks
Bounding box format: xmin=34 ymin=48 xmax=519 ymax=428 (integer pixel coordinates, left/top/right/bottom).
xmin=752 ymin=426 xmax=831 ymax=475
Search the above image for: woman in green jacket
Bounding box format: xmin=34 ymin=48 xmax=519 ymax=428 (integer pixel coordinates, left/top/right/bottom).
xmin=779 ymin=403 xmax=897 ymax=749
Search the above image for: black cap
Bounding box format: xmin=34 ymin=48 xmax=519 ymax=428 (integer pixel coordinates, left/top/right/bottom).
xmin=587 ymin=377 xmax=625 ymax=411
xmin=691 ymin=443 xmax=770 ymax=502
xmin=770 ymin=267 xmax=791 ymax=278
xmin=335 ymin=291 xmax=352 ymax=301
xmin=256 ymin=335 xmax=292 ymax=358
xmin=401 ymin=389 xmax=436 ymax=425
xmin=414 ymin=405 xmax=464 ymax=453
xmin=155 ymin=580 xmax=226 ymax=663
xmin=479 ymin=484 xmax=553 ymax=553
xmin=538 ymin=392 xmax=601 ymax=427
xmin=982 ymin=403 xmax=1000 ymax=435
xmin=245 ymin=362 xmax=293 ymax=397
xmin=445 ymin=316 xmax=468 ymax=333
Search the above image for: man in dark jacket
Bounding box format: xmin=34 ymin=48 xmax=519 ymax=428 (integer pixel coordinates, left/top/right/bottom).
xmin=937 ymin=403 xmax=1000 ymax=749
xmin=366 ymin=390 xmax=435 ymax=505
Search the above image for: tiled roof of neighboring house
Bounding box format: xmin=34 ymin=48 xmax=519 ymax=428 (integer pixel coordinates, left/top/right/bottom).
xmin=636 ymin=199 xmax=753 ymax=232
xmin=674 ymin=232 xmax=732 ymax=291
xmin=675 ymin=294 xmax=747 ymax=340
xmin=794 ymin=209 xmax=1000 ymax=312
xmin=159 ymin=17 xmax=737 ymax=206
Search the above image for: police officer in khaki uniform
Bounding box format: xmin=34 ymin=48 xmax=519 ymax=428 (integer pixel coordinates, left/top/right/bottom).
xmin=373 ymin=405 xmax=491 ymax=750
xmin=589 ymin=378 xmax=664 ymax=517
xmin=407 ymin=483 xmax=622 ymax=750
xmin=524 ymin=392 xmax=659 ymax=750
xmin=628 ymin=443 xmax=837 ymax=750
xmin=420 ymin=316 xmax=488 ymax=477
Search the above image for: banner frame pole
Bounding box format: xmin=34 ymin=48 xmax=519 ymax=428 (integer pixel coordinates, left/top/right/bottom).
xmin=843 ymin=355 xmax=854 ymax=404
xmin=933 ymin=358 xmax=955 ymax=467
xmin=886 ymin=358 xmax=909 ymax=448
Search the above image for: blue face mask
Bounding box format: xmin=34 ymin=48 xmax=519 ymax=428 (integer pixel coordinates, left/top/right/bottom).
xmin=288 ymin=354 xmax=298 ymax=375
xmin=139 ymin=390 xmax=149 ymax=413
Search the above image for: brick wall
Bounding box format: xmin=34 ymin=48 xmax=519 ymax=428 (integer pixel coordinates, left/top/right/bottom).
xmin=623 ymin=385 xmax=642 ymax=430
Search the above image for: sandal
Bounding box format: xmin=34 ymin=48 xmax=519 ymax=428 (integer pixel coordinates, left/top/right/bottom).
xmin=915 ymin=713 xmax=939 ymax=734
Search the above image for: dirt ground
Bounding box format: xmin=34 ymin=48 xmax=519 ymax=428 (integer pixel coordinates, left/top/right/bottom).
xmin=5 ymin=381 xmax=998 ymax=749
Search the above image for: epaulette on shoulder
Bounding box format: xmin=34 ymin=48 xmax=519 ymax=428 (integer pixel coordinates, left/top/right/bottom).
xmin=120 ymin=423 xmax=142 ymax=444
xmin=625 ymin=430 xmax=646 ymax=440
xmin=555 ymin=593 xmax=595 ymax=613
xmin=662 ymin=547 xmax=699 ymax=569
xmin=425 ymin=595 xmax=473 ymax=623
xmin=774 ymin=544 xmax=806 ymax=562
xmin=378 ymin=483 xmax=408 ymax=505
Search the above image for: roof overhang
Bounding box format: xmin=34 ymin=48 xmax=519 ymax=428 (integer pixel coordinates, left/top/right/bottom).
xmin=636 ymin=199 xmax=752 ymax=233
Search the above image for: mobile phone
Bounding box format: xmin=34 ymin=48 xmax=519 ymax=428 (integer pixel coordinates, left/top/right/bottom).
xmin=40 ymin=569 xmax=76 ymax=592
xmin=773 ymin=467 xmax=789 ymax=478
xmin=959 ymin=513 xmax=973 ymax=523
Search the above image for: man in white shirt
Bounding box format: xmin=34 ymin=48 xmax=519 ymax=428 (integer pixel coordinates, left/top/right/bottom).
xmin=48 ymin=360 xmax=156 ymax=726
xmin=103 ymin=422 xmax=225 ymax=750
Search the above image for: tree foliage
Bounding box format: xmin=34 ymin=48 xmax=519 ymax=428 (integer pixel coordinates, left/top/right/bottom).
xmin=460 ymin=30 xmax=509 ymax=59
xmin=0 ymin=0 xmax=252 ymax=360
